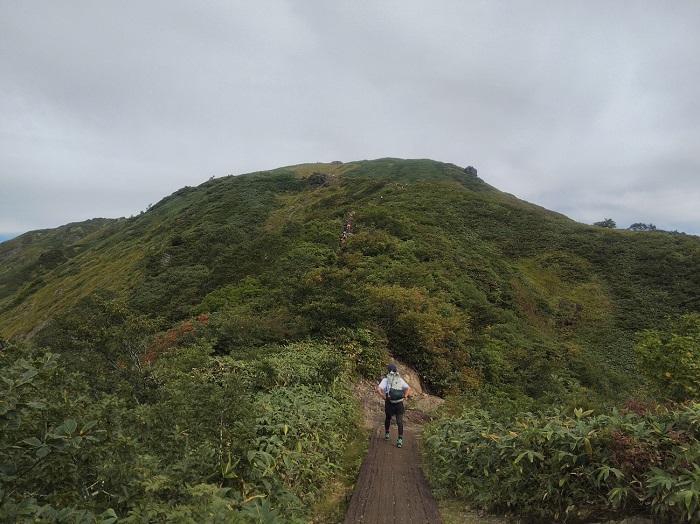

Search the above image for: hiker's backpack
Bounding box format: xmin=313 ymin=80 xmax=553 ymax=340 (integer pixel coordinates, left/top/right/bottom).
xmin=385 ymin=371 xmax=405 ymax=403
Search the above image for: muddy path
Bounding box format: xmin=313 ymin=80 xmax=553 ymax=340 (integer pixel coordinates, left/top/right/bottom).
xmin=344 ymin=367 xmax=443 ymax=524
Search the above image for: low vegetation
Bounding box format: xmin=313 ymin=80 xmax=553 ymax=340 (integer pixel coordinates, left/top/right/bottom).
xmin=0 ymin=315 xmax=372 ymax=522
xmin=425 ymin=315 xmax=700 ymax=522
xmin=1 ymin=158 xmax=698 ymax=521
xmin=425 ymin=402 xmax=700 ymax=523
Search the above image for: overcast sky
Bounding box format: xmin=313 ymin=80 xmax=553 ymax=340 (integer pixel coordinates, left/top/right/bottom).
xmin=1 ymin=1 xmax=699 ymax=237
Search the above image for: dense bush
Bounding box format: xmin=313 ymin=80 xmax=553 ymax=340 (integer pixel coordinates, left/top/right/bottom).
xmin=0 ymin=350 xmax=114 ymax=522
xmin=251 ymin=385 xmax=356 ymax=510
xmin=0 ymin=337 xmax=363 ymax=522
xmin=636 ymin=313 xmax=700 ymax=401
xmin=424 ymin=404 xmax=700 ymax=522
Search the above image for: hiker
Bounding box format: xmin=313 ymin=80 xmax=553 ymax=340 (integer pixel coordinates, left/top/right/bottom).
xmin=376 ymin=364 xmax=411 ymax=448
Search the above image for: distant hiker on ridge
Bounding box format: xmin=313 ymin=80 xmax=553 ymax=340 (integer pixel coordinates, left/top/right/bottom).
xmin=377 ymin=363 xmax=411 ymax=448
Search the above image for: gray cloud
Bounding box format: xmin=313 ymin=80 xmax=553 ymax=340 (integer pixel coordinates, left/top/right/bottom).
xmin=1 ymin=0 xmax=699 ymax=235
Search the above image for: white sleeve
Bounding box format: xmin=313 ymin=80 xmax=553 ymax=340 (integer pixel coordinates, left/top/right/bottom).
xmin=401 ymin=378 xmax=410 ymax=390
xmin=378 ymin=378 xmax=387 ymax=391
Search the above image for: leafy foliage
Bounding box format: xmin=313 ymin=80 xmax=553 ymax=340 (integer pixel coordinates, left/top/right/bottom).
xmin=0 ymin=332 xmax=364 ymax=522
xmin=0 ymin=349 xmax=112 ymax=522
xmin=636 ymin=314 xmax=700 ymax=401
xmin=425 ymin=404 xmax=700 ymax=522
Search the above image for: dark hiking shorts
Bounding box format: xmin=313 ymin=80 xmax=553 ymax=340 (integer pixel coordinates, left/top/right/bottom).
xmin=384 ymin=399 xmax=405 ymax=416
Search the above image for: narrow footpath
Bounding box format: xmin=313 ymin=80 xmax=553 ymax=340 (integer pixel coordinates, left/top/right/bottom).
xmin=343 ymin=426 xmax=442 ymax=524
xmin=344 ymin=364 xmax=444 ymax=524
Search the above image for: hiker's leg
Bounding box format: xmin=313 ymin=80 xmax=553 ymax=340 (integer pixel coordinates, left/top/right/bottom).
xmin=396 ymin=404 xmax=404 ymax=437
xmin=384 ymin=401 xmax=392 ymax=433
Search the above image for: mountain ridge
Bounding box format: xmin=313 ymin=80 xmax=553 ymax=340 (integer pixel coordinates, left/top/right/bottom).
xmin=2 ymin=157 xmax=699 ymax=522
xmin=1 ymin=158 xmax=698 ymax=398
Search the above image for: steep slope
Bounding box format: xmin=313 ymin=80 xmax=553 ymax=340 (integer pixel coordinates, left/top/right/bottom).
xmin=0 ymin=218 xmax=119 ymax=321
xmin=1 ymin=158 xmax=698 ymax=399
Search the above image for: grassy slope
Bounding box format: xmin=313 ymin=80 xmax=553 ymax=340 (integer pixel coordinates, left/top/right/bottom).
xmin=1 ymin=158 xmax=698 ymax=398
xmin=0 ymin=219 xmax=120 ymax=325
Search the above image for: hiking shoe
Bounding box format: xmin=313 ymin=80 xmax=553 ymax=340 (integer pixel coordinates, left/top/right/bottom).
xmin=397 ymin=437 xmax=403 ymax=448
xmin=384 ymin=432 xmax=390 ymax=441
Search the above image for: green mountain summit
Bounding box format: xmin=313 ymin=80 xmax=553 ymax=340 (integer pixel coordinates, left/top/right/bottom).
xmin=2 ymin=158 xmax=700 ymax=522
xmin=2 ymin=158 xmax=698 ymax=396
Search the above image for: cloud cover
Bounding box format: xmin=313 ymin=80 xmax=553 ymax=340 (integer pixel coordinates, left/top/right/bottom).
xmin=1 ymin=0 xmax=699 ymax=234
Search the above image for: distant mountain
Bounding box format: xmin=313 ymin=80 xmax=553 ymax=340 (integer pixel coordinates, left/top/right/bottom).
xmin=0 ymin=233 xmax=19 ymax=243
xmin=1 ymin=158 xmax=698 ymax=397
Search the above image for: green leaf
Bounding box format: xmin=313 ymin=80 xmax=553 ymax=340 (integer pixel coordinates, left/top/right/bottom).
xmin=679 ymin=490 xmax=696 ymax=512
xmin=513 ymin=451 xmax=528 ymax=465
xmin=22 ymin=437 xmax=42 ymax=447
xmin=80 ymin=420 xmax=98 ymax=433
xmin=583 ymin=437 xmax=593 ymax=457
xmin=17 ymin=369 xmax=38 ymax=385
xmin=609 ymin=467 xmax=624 ymax=479
xmin=98 ymin=508 xmax=118 ymax=524
xmin=62 ymin=419 xmax=78 ymax=434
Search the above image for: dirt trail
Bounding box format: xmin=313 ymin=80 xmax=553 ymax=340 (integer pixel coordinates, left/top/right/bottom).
xmin=344 ymin=365 xmax=444 ymax=524
xmin=343 ymin=426 xmax=442 ymax=524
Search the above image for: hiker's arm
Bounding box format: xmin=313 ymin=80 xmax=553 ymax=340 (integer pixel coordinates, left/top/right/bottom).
xmin=404 ymin=386 xmax=412 ymax=398
xmin=376 ymin=386 xmax=385 ymax=398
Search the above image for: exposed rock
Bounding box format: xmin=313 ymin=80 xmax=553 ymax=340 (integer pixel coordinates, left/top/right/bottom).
xmin=390 ymin=358 xmax=445 ymax=418
xmin=464 ymin=165 xmax=478 ymax=176
xmin=392 ymin=359 xmax=424 ymax=395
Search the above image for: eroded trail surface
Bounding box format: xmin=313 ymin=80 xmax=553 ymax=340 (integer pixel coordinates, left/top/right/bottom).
xmin=345 ymin=364 xmax=443 ymax=524
xmin=343 ymin=426 xmax=442 ymax=524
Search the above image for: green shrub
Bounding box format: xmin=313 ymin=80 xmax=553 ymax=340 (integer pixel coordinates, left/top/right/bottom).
xmin=636 ymin=313 xmax=700 ymax=401
xmin=0 ymin=335 xmax=362 ymax=523
xmin=330 ymin=327 xmax=388 ymax=379
xmin=424 ymin=404 xmax=700 ymax=522
xmin=251 ymin=384 xmax=356 ymax=510
xmin=0 ymin=348 xmax=112 ymax=522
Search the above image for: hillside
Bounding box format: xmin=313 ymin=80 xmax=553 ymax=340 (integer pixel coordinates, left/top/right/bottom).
xmin=0 ymin=218 xmax=118 ymax=318
xmin=2 ymin=158 xmax=699 ymax=398
xmin=2 ymin=158 xmax=700 ymax=522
